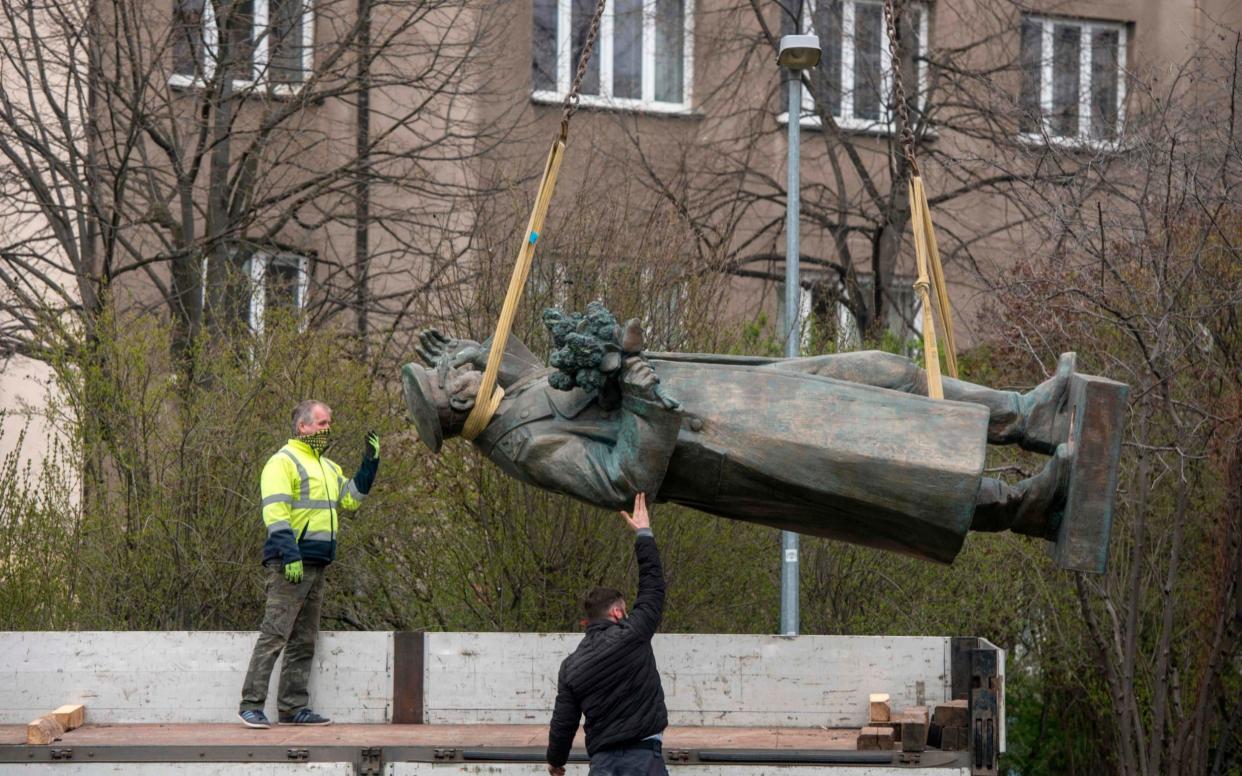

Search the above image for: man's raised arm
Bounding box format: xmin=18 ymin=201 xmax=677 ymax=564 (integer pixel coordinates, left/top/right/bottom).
xmin=620 ymin=492 xmax=665 ymax=642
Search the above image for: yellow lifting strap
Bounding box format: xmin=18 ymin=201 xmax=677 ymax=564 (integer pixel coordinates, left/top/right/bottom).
xmin=883 ymin=0 xmax=957 ymax=399
xmin=461 ymin=138 xmax=565 ymax=440
xmin=460 ymin=0 xmax=607 ymax=441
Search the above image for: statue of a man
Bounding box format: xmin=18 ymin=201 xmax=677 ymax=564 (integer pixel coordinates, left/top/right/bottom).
xmin=401 ymin=321 xmax=1103 ymax=566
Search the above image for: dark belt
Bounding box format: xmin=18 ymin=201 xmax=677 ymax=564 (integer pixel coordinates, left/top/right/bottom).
xmin=603 ymin=739 xmax=662 ymax=753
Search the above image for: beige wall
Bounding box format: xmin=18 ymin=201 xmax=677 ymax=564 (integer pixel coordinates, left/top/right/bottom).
xmin=0 ymin=1 xmax=76 ymax=480
xmin=0 ymin=356 xmax=60 ymax=474
xmin=96 ymin=0 xmax=1242 ymax=356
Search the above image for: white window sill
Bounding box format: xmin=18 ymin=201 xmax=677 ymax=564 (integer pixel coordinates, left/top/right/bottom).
xmin=531 ymin=89 xmax=696 ymax=117
xmin=777 ymin=111 xmax=937 ymax=141
xmin=169 ymin=73 xmax=308 ymax=99
xmin=1016 ymin=131 xmax=1124 ymax=153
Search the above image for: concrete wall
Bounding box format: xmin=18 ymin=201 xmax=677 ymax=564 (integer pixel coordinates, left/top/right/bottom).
xmin=0 ymin=632 xmax=990 ymax=732
xmin=425 ymin=633 xmax=951 ymax=728
xmin=0 ymin=632 xmax=392 ymax=725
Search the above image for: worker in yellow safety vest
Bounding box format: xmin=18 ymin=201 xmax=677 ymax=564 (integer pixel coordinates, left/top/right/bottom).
xmin=238 ymin=399 xmax=380 ymax=728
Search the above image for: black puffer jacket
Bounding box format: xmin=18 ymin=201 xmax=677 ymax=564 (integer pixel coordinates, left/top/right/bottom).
xmin=546 ymin=533 xmax=667 ymax=767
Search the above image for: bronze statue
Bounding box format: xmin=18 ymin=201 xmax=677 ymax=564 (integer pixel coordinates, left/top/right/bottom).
xmin=403 ymin=305 xmax=1127 ymax=572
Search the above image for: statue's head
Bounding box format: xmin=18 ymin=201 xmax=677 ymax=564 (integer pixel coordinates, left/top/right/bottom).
xmin=401 ymin=357 xmax=482 ymax=453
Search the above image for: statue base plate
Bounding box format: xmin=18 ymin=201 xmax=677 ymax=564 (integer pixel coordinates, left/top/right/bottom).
xmin=1053 ymin=373 xmax=1129 ymax=573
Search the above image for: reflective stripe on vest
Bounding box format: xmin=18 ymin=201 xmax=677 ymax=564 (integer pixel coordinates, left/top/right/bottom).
xmin=280 ymin=450 xmax=311 ymax=501
xmin=278 ymin=447 xmax=338 ymax=536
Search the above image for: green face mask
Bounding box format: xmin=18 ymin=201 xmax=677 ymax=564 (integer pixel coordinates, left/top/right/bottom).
xmin=301 ymin=428 xmax=331 ymax=454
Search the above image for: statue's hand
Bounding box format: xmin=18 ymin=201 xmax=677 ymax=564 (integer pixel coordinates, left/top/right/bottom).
xmin=415 ymin=329 xmax=482 ymax=368
xmin=621 ymin=356 xmax=660 ymax=401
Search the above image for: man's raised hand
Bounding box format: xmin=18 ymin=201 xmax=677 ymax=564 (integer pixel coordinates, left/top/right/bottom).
xmin=619 ymin=492 xmax=650 ymax=532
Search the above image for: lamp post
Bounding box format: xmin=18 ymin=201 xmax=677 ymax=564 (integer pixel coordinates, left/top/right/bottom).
xmin=777 ymin=33 xmax=820 ymax=637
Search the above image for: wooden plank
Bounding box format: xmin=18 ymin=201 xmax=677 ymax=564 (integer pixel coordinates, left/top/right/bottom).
xmin=52 ymin=703 xmax=85 ymax=730
xmin=26 ymin=715 xmax=64 ymax=744
xmin=392 ymin=631 xmax=425 ymax=724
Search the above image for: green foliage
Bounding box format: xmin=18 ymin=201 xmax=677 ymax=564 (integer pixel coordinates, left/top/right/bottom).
xmin=0 ymin=417 xmax=79 ymax=628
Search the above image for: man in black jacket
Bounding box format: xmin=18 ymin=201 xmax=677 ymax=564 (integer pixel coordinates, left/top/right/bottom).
xmin=546 ymin=492 xmax=668 ymax=776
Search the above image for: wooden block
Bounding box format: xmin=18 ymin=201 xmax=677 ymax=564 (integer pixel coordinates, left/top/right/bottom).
xmin=940 ymin=725 xmax=969 ymax=750
xmin=932 ymin=699 xmax=968 ymax=729
xmin=894 ymin=706 xmax=929 ymax=750
xmin=858 ymin=726 xmax=892 ymax=750
xmin=1053 ymin=373 xmax=1128 ymax=573
xmin=869 ymin=692 xmax=891 ymax=723
xmin=900 ymin=705 xmax=929 ymax=726
xmin=900 ymin=721 xmax=927 ymax=753
xmin=873 ymin=725 xmax=895 ymax=750
xmin=52 ymin=704 xmax=85 ymax=731
xmin=26 ymin=716 xmax=65 ymax=745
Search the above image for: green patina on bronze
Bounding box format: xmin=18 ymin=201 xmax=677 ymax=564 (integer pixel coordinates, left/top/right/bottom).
xmin=403 ymin=303 xmax=1127 ymax=572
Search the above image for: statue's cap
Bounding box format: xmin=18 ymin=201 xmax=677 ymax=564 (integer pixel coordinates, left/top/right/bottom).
xmin=401 ymin=362 xmax=444 ymax=453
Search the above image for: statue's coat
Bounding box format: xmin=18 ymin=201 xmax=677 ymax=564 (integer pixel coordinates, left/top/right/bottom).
xmin=473 ymin=358 xmax=989 ymax=563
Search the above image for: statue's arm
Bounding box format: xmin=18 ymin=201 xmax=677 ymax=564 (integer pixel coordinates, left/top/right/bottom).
xmin=520 ymin=362 xmax=681 ymax=510
xmin=522 ymin=395 xmax=680 ymax=510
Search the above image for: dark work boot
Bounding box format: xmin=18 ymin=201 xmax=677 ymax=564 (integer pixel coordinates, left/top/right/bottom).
xmin=971 ymin=444 xmax=1073 ymax=540
xmin=1016 ymin=353 xmax=1076 ymax=454
xmin=938 ymin=353 xmax=1074 ymax=453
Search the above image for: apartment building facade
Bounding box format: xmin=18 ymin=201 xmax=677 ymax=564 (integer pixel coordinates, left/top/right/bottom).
xmin=3 ymin=0 xmax=1240 ymax=464
xmin=153 ymin=0 xmax=1242 ymax=341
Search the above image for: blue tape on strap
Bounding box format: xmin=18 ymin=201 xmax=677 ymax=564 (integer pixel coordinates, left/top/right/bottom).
xmin=528 ymin=231 xmax=539 ymax=245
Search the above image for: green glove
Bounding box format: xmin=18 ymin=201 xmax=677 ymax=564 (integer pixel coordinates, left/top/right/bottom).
xmin=284 ymin=560 xmax=304 ymax=584
xmin=364 ymin=431 xmax=379 ymax=462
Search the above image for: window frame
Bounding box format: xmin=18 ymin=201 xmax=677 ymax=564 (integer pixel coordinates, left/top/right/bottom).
xmin=169 ymin=0 xmax=315 ymax=95
xmin=1017 ymin=14 xmax=1128 ymax=149
xmin=530 ymin=0 xmax=695 ymax=115
xmin=782 ymin=0 xmax=929 ymax=134
xmin=199 ymin=248 xmax=310 ymax=335
xmin=246 ymin=251 xmax=310 ymax=335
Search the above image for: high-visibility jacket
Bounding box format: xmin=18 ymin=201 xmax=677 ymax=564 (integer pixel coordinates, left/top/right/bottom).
xmin=260 ymin=438 xmax=365 ymax=566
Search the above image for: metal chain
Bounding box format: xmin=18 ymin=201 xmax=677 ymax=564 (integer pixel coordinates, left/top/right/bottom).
xmin=882 ymin=0 xmax=920 ymax=176
xmin=560 ymin=0 xmax=608 ymax=140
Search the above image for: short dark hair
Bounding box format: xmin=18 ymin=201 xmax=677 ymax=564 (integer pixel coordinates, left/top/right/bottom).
xmin=582 ymin=586 xmax=624 ymax=621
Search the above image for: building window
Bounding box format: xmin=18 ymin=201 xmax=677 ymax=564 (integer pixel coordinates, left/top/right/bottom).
xmin=532 ymin=0 xmax=693 ymax=113
xmin=171 ymin=0 xmax=313 ymax=90
xmin=1019 ymin=15 xmax=1126 ymax=145
xmin=248 ymin=252 xmax=309 ymax=335
xmin=201 ymin=249 xmax=309 ymax=334
xmin=792 ymin=1 xmax=928 ymax=132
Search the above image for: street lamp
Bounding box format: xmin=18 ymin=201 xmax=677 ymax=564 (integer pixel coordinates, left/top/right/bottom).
xmin=778 ymin=32 xmax=820 ymax=637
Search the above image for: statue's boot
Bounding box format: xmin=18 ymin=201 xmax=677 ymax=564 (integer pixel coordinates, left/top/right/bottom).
xmin=971 ymin=443 xmax=1074 ymax=540
xmin=940 ymin=353 xmax=1076 ymax=454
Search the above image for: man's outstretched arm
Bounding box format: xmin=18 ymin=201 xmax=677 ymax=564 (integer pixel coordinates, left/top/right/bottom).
xmin=621 ymin=492 xmax=666 ymax=642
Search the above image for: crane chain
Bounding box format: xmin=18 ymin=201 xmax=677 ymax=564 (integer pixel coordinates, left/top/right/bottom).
xmin=560 ymin=0 xmax=608 ymax=140
xmin=882 ymin=0 xmax=920 ymax=176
